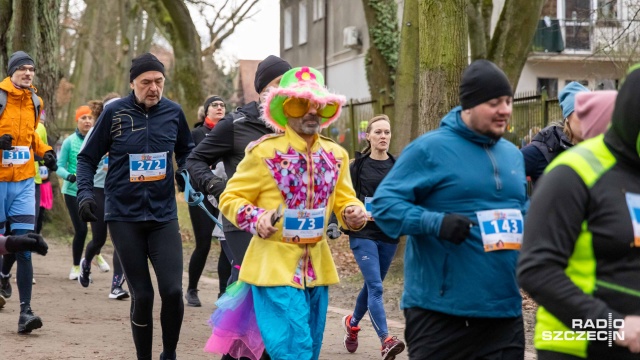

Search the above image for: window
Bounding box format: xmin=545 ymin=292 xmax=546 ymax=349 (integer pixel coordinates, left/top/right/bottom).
xmin=284 ymin=7 xmax=293 ymax=49
xmin=565 ymin=0 xmax=590 ymax=21
xmin=537 ymin=78 xmax=558 ymax=98
xmin=313 ymin=0 xmax=325 ymax=21
xmin=299 ymin=1 xmax=308 ymax=45
xmin=597 ymin=0 xmax=618 ymax=26
xmin=564 ymin=0 xmax=591 ymax=50
xmin=565 ymin=79 xmax=589 ymax=87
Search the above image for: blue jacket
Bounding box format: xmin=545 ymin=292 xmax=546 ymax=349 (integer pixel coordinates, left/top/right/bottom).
xmin=76 ymin=93 xmax=194 ymax=222
xmin=372 ymin=106 xmax=528 ymax=318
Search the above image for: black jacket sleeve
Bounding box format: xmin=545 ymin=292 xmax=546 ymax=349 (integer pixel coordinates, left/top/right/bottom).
xmin=518 ymin=165 xmax=624 ymax=328
xmin=520 ymin=144 xmax=547 ymax=183
xmin=174 ymin=109 xmax=195 ymax=170
xmin=76 ymin=106 xmax=113 ymax=204
xmin=186 ymin=116 xmax=234 ymax=193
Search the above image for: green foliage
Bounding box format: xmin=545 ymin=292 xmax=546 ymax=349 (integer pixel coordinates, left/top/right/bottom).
xmin=368 ymin=0 xmax=400 ymax=72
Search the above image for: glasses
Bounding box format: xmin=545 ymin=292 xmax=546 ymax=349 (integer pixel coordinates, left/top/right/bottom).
xmin=210 ymin=102 xmax=225 ymax=108
xmin=282 ymin=97 xmax=339 ymax=119
xmin=17 ymin=66 xmax=36 ymax=73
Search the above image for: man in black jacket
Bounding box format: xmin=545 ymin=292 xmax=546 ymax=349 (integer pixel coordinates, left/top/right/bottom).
xmin=186 ymin=55 xmax=291 ymax=289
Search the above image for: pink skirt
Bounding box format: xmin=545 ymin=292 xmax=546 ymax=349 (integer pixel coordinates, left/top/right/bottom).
xmin=40 ymin=181 xmax=53 ymax=210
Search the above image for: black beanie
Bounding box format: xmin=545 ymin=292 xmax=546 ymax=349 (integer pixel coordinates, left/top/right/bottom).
xmin=203 ymin=95 xmax=224 ymax=114
xmin=459 ymin=60 xmax=513 ymax=110
xmin=254 ymin=55 xmax=291 ymax=93
xmin=7 ymin=51 xmax=35 ymax=77
xmin=130 ymin=53 xmax=165 ymax=82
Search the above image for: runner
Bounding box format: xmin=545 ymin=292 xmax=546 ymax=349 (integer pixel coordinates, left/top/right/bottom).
xmin=0 ymin=51 xmax=57 ymax=333
xmin=373 ymin=60 xmax=528 ymax=359
xmin=56 ymin=105 xmax=95 ymax=280
xmin=518 ymin=66 xmax=640 ymax=359
xmin=77 ymin=93 xmax=129 ymax=301
xmin=206 ymin=66 xmax=366 ymax=360
xmin=338 ymin=114 xmax=405 ymax=359
xmin=76 ymin=53 xmax=194 ymax=360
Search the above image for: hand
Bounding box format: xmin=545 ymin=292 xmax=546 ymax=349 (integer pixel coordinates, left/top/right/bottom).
xmin=616 ymin=315 xmax=640 ymax=353
xmin=5 ymin=233 xmax=48 ymax=256
xmin=326 ymin=223 xmax=342 ymax=240
xmin=175 ymin=171 xmax=186 ymax=192
xmin=0 ymin=134 xmax=14 ymax=150
xmin=206 ymin=176 xmax=227 ymax=200
xmin=256 ymin=209 xmax=278 ymax=239
xmin=66 ymin=174 xmax=77 ymax=183
xmin=343 ymin=206 xmax=367 ymax=230
xmin=78 ymin=198 xmax=98 ymax=222
xmin=439 ymin=214 xmax=475 ymax=245
xmin=43 ymin=150 xmax=58 ymax=171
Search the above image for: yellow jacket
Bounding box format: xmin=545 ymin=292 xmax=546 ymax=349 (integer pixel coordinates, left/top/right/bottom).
xmin=0 ymin=77 xmax=52 ymax=182
xmin=219 ymin=125 xmax=365 ymax=288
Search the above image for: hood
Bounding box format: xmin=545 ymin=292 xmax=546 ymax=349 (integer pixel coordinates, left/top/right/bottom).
xmin=237 ymin=101 xmax=262 ymax=123
xmin=440 ymin=106 xmax=499 ymax=146
xmin=531 ymin=125 xmax=573 ymax=152
xmin=607 ymin=67 xmax=640 ymax=160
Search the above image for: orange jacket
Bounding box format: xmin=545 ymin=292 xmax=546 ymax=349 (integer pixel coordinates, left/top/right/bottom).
xmin=0 ymin=77 xmax=52 ymax=182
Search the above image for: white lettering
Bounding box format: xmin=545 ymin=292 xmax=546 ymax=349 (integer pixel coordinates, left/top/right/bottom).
xmin=613 ymin=319 xmax=625 ymax=329
xmin=542 ymin=331 xmax=552 ymax=341
xmin=572 ymin=319 xmax=583 ymax=328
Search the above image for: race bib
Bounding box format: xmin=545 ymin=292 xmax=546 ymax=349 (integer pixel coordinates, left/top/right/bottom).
xmin=2 ymin=146 xmax=30 ymax=167
xmin=364 ymin=197 xmax=374 ymax=221
xmin=476 ymin=209 xmax=524 ymax=252
xmin=39 ymin=165 xmax=49 ymax=180
xmin=102 ymin=155 xmax=109 ymax=172
xmin=625 ymin=192 xmax=640 ymax=247
xmin=129 ymin=152 xmax=167 ymax=182
xmin=283 ymin=208 xmax=325 ymax=244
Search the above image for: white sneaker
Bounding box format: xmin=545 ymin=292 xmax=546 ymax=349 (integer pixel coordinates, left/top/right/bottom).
xmin=94 ymin=255 xmax=111 ymax=273
xmin=69 ymin=265 xmax=80 ymax=280
xmin=32 ymin=277 xmax=36 ymax=284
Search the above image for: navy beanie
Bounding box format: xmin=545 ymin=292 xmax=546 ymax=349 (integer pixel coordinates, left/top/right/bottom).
xmin=203 ymin=95 xmax=225 ymax=114
xmin=459 ymin=60 xmax=513 ymax=110
xmin=254 ymin=55 xmax=291 ymax=93
xmin=7 ymin=51 xmax=35 ymax=77
xmin=130 ymin=53 xmax=165 ymax=82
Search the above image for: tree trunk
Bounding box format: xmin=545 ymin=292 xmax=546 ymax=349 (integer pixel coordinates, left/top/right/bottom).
xmin=418 ymin=0 xmax=467 ymax=135
xmin=0 ymin=0 xmax=12 ymax=71
xmin=361 ymin=0 xmax=399 ymax=104
xmin=10 ymin=0 xmax=39 ymax=56
xmin=391 ymin=0 xmax=418 ymax=154
xmin=37 ymin=0 xmax=61 ymax=132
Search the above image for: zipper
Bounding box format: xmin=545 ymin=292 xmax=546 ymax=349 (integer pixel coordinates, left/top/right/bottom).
xmin=483 ymin=144 xmax=502 ymax=190
xmin=143 ymin=112 xmax=149 ymax=221
xmin=304 ymin=144 xmax=315 ymax=288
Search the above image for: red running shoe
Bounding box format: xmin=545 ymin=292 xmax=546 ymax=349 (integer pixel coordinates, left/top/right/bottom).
xmin=381 ymin=336 xmax=405 ymax=360
xmin=342 ymin=314 xmax=361 ymax=353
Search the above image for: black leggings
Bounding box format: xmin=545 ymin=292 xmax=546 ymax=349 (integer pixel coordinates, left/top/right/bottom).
xmin=187 ymin=201 xmax=228 ymax=291
xmin=64 ymin=194 xmax=87 ymax=266
xmin=222 ymin=230 xmax=252 ymax=284
xmin=108 ymin=220 xmax=184 ymax=360
xmin=83 ymin=187 xmax=124 ymax=283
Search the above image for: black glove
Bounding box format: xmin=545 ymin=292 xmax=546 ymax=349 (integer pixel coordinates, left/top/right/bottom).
xmin=78 ymin=198 xmax=98 ymax=222
xmin=5 ymin=233 xmax=48 ymax=256
xmin=0 ymin=134 xmax=14 ymax=150
xmin=206 ymin=176 xmax=227 ymax=200
xmin=43 ymin=150 xmax=58 ymax=171
xmin=66 ymin=174 xmax=77 ymax=183
xmin=326 ymin=223 xmax=342 ymax=240
xmin=175 ymin=171 xmax=186 ymax=192
xmin=439 ymin=214 xmax=475 ymax=245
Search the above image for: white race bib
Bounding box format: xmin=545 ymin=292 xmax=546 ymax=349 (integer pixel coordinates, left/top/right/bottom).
xmin=2 ymin=146 xmax=30 ymax=167
xmin=282 ymin=208 xmax=325 ymax=244
xmin=129 ymin=152 xmax=167 ymax=182
xmin=476 ymin=209 xmax=523 ymax=252
xmin=625 ymin=192 xmax=640 ymax=247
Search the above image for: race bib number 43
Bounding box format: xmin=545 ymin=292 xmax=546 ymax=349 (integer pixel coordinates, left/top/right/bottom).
xmin=476 ymin=209 xmax=523 ymax=252
xmin=2 ymin=146 xmax=30 ymax=167
xmin=129 ymin=152 xmax=167 ymax=182
xmin=283 ymin=208 xmax=325 ymax=244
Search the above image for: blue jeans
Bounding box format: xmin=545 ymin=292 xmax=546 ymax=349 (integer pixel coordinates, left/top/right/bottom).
xmin=349 ymin=237 xmax=398 ymax=339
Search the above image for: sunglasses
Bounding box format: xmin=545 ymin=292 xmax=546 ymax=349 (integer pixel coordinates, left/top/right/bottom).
xmin=282 ymin=97 xmax=339 ymax=119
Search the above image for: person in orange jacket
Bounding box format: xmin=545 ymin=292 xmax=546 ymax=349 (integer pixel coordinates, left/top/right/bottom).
xmin=0 ymin=51 xmax=57 ymax=334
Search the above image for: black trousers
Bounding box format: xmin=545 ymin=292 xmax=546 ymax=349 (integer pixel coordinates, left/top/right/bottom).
xmin=404 ymin=307 xmax=525 ymax=360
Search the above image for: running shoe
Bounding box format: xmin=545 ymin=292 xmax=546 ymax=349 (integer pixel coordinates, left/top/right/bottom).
xmin=78 ymin=258 xmax=92 ymax=288
xmin=342 ymin=314 xmax=361 ymax=353
xmin=380 ymin=336 xmax=405 ymax=360
xmin=18 ymin=306 xmax=43 ymax=334
xmin=185 ymin=288 xmax=201 ymax=307
xmin=0 ymin=294 xmax=5 ymax=309
xmin=0 ymin=273 xmax=12 ymax=298
xmin=32 ymin=277 xmax=36 ymax=284
xmin=69 ymin=265 xmax=80 ymax=280
xmin=94 ymin=254 xmax=111 ymax=272
xmin=109 ymin=285 xmax=130 ymax=300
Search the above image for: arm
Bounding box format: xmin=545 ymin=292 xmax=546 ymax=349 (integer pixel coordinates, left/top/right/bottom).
xmin=518 ymin=166 xmax=624 ymax=327
xmin=372 ymin=140 xmax=444 ymax=239
xmin=186 ymin=117 xmax=234 ymax=193
xmin=174 ymin=109 xmax=195 ymax=169
xmin=520 ymin=144 xmax=547 ymax=183
xmin=55 ymin=138 xmax=71 ymax=180
xmin=31 ymin=98 xmax=52 ymax=158
xmin=76 ymin=109 xmax=112 ymax=203
xmin=332 ymin=154 xmax=366 ymax=230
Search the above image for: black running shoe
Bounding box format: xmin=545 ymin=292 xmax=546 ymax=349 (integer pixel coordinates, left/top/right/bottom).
xmin=0 ymin=273 xmax=12 ymax=298
xmin=18 ymin=306 xmax=43 ymax=334
xmin=78 ymin=258 xmax=92 ymax=288
xmin=185 ymin=288 xmax=201 ymax=307
xmin=109 ymin=285 xmax=130 ymax=300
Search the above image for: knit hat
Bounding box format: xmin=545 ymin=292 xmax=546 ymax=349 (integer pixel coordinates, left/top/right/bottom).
xmin=459 ymin=60 xmax=513 ymax=110
xmin=203 ymin=95 xmax=225 ymax=114
xmin=559 ymin=81 xmax=589 ymax=119
xmin=254 ymin=55 xmax=292 ymax=93
xmin=75 ymin=105 xmax=92 ymax=121
xmin=7 ymin=51 xmax=35 ymax=77
xmin=129 ymin=53 xmax=165 ymax=82
xmin=575 ymin=91 xmax=616 ymax=140
xmin=262 ymin=66 xmax=346 ymax=132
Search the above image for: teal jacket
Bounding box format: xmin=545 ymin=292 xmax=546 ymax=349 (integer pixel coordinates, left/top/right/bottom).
xmin=56 ymin=129 xmax=85 ymax=196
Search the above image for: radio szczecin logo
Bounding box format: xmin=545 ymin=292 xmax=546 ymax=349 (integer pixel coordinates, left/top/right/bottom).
xmin=542 ymin=313 xmax=624 ymax=347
